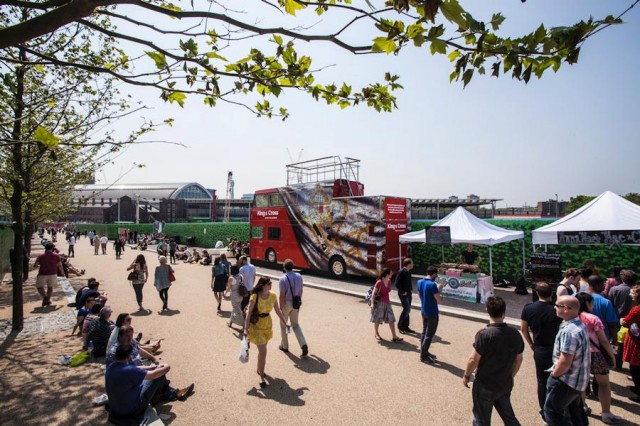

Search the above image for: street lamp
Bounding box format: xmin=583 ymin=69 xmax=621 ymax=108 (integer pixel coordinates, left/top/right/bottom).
xmin=555 ymin=193 xmax=559 ymax=217
xmin=134 ymin=193 xmax=140 ymax=224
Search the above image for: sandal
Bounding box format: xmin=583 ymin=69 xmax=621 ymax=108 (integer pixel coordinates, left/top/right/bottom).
xmin=392 ymin=337 xmax=404 ymax=342
xmin=375 ymin=335 xmax=382 ymax=341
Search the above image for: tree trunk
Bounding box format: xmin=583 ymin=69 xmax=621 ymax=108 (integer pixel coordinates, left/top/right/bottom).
xmin=10 ymin=50 xmax=27 ymax=331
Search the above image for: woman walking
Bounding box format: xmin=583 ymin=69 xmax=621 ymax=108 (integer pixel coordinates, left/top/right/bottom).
xmin=211 ymin=256 xmax=228 ymax=311
xmin=127 ymin=254 xmax=148 ymax=311
xmin=93 ymin=233 xmax=101 ymax=255
xmin=154 ymin=256 xmax=175 ymax=311
xmin=226 ymin=264 xmax=245 ymax=329
xmin=622 ymin=284 xmax=640 ymax=403
xmin=574 ymin=292 xmax=623 ymax=423
xmin=370 ymin=268 xmax=403 ymax=342
xmin=243 ymin=277 xmax=287 ymax=388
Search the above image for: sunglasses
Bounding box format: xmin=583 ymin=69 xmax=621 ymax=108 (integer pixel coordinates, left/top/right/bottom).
xmin=554 ymin=304 xmax=573 ymax=310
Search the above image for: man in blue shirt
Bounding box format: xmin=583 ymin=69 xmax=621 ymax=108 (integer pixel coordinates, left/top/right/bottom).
xmin=106 ymin=344 xmax=194 ymax=424
xmin=417 ymin=266 xmax=445 ymax=364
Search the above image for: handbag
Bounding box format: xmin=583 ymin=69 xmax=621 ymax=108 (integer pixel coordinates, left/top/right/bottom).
xmin=286 ymin=275 xmax=302 ymax=309
xmin=169 ymin=271 xmax=176 ymax=282
xmin=237 ymin=276 xmax=249 ymax=298
xmin=589 ymin=337 xmax=613 ymax=365
xmin=127 ymin=269 xmax=137 ymax=281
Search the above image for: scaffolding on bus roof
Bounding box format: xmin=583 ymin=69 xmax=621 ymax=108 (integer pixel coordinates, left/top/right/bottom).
xmin=286 ymin=156 xmax=360 ymax=186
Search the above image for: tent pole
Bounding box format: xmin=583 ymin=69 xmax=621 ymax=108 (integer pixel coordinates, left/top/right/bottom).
xmin=489 ymin=246 xmax=493 ymax=276
xmin=399 ymin=242 xmax=402 ymax=269
xmin=521 ymin=239 xmax=526 ymax=278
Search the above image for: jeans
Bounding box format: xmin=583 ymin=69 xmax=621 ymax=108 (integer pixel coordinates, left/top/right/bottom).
xmin=420 ymin=314 xmax=439 ymax=360
xmin=137 ymin=376 xmax=167 ymax=415
xmin=133 ymin=284 xmax=144 ymax=305
xmin=472 ymin=379 xmax=520 ymax=426
xmin=543 ymin=376 xmax=584 ymax=426
xmin=280 ymin=301 xmax=307 ymax=350
xmin=533 ymin=347 xmax=553 ymax=411
xmin=398 ymin=293 xmax=412 ymax=330
xmin=68 ymin=245 xmax=75 ymax=257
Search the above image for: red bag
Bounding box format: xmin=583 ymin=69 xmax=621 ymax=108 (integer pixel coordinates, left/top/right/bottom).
xmin=169 ymin=271 xmax=176 ymax=282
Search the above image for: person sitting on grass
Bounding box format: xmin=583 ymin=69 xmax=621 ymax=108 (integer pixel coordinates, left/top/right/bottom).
xmin=105 ymin=344 xmax=194 ymax=426
xmin=71 ymin=297 xmax=96 ymax=337
xmin=106 ymin=325 xmax=160 ymax=367
xmin=85 ymin=306 xmax=115 ymax=356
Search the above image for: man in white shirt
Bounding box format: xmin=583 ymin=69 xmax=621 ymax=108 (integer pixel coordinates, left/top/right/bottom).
xmin=239 ymin=256 xmax=256 ymax=311
xmin=68 ymin=234 xmax=76 ymax=257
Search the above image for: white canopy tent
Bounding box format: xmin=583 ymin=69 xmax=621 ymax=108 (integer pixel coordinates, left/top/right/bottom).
xmin=399 ymin=207 xmax=525 ymax=276
xmin=532 ymin=190 xmax=640 ymax=245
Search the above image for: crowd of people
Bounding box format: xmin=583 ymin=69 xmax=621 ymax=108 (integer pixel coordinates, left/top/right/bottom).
xmin=372 ymin=257 xmax=638 ymax=425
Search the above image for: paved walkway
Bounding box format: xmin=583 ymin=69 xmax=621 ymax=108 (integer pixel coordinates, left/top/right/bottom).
xmin=1 ymin=237 xmax=638 ymax=425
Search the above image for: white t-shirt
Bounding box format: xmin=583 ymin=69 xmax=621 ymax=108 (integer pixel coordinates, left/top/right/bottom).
xmin=100 ymin=236 xmax=108 ymax=244
xmin=69 ymin=236 xmax=75 ymax=245
xmin=239 ymin=263 xmax=256 ymax=291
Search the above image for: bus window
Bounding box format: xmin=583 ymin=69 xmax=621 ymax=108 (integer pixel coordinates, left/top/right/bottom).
xmin=267 ymin=227 xmax=281 ymax=241
xmin=255 ymin=195 xmax=268 ymax=208
xmin=251 ymin=226 xmax=263 ymax=239
xmin=269 ymin=194 xmax=284 ymax=206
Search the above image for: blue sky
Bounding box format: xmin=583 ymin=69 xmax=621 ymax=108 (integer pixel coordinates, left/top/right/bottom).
xmin=100 ymin=1 xmax=639 ymax=207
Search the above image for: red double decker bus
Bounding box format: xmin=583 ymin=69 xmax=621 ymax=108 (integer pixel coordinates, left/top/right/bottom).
xmin=249 ymin=157 xmax=411 ymax=278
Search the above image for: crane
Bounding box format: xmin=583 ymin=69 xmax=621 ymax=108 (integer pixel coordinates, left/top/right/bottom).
xmin=223 ymin=171 xmax=234 ymax=222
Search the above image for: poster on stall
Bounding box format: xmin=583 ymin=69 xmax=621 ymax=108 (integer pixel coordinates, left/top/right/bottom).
xmin=437 ymin=273 xmax=478 ymax=303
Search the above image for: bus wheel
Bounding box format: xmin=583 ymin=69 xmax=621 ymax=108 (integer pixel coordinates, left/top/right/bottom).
xmin=329 ymin=256 xmax=347 ymax=279
xmin=266 ymin=248 xmax=277 ymax=263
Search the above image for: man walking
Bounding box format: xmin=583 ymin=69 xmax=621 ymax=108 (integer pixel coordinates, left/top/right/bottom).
xmin=520 ymin=282 xmax=562 ymax=418
xmin=239 ymin=255 xmax=256 ymax=311
xmin=33 ymin=242 xmax=64 ymax=306
xmin=68 ymin=234 xmax=76 ymax=257
xmin=608 ymin=269 xmax=636 ymax=369
xmin=463 ymin=296 xmax=524 ymax=426
xmin=543 ymin=295 xmax=591 ymax=425
xmin=279 ymin=259 xmax=308 ymax=357
xmin=395 ymin=258 xmax=414 ymax=334
xmin=417 ymin=266 xmax=444 ymax=364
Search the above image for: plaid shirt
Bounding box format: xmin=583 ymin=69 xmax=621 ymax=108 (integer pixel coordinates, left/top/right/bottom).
xmin=550 ymin=317 xmax=591 ymax=391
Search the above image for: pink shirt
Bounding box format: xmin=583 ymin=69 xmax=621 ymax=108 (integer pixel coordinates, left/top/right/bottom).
xmin=374 ymin=279 xmax=391 ymax=304
xmin=580 ymin=312 xmax=604 ymax=353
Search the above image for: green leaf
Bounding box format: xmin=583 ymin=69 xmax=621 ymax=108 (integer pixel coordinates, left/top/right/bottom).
xmin=273 ymin=35 xmax=283 ymax=45
xmin=146 ymin=51 xmax=167 ymax=69
xmin=205 ymin=51 xmax=228 ymax=61
xmin=490 ymin=13 xmax=505 ymax=31
xmin=430 ymin=39 xmax=447 ymax=55
xmin=371 ymin=37 xmax=397 ymax=54
xmin=462 ymin=69 xmax=473 ymax=87
xmin=284 ymin=0 xmax=305 ymax=16
xmin=448 ymin=50 xmax=461 ymax=62
xmin=166 ymin=92 xmax=187 ymax=107
xmin=440 ymin=0 xmax=468 ymax=31
xmin=34 ymin=126 xmax=59 ymax=148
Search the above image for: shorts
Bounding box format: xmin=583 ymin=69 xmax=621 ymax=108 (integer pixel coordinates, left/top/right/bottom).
xmin=591 ymin=351 xmax=610 ymax=375
xmin=36 ymin=274 xmax=57 ymax=289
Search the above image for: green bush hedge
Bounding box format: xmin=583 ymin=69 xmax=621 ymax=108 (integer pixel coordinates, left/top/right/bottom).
xmin=75 ymin=223 xmax=250 ymax=248
xmin=410 ymin=220 xmax=640 ymax=280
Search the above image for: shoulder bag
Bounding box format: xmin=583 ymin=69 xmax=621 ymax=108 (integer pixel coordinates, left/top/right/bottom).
xmin=287 ymin=275 xmax=302 ymax=309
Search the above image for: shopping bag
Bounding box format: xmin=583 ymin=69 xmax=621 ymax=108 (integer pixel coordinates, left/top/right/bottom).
xmin=239 ymin=336 xmax=249 ymax=363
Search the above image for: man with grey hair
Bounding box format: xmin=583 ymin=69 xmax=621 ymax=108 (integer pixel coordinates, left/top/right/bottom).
xmin=86 ymin=306 xmax=115 ymax=357
xmin=543 ymin=295 xmax=591 ymax=425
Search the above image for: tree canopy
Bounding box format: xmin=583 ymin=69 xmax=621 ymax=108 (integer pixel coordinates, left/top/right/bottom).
xmin=0 ymin=0 xmax=635 ymax=118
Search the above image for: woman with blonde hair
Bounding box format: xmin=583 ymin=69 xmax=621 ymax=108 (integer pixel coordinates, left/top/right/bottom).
xmin=154 ymin=256 xmax=175 ymax=311
xmin=243 ymin=277 xmax=287 ymax=388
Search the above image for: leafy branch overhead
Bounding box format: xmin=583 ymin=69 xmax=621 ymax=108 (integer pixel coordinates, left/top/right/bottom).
xmin=0 ymin=0 xmax=634 ymax=117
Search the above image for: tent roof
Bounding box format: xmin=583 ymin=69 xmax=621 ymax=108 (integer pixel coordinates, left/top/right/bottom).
xmin=532 ymin=191 xmax=640 ymax=244
xmin=399 ymin=207 xmax=524 ymax=246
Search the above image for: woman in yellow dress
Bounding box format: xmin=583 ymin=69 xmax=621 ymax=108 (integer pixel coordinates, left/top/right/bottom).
xmin=244 ymin=277 xmax=287 ymax=388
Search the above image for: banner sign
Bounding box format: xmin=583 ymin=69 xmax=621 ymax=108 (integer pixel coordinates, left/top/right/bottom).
xmin=426 ymin=226 xmax=451 ymax=245
xmin=437 ymin=273 xmax=477 ymax=303
xmin=557 ymin=230 xmax=640 ymax=246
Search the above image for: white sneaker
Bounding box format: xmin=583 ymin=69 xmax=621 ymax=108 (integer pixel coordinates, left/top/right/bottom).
xmin=601 ymin=412 xmax=624 ymax=424
xmin=93 ymin=393 xmax=108 ymax=406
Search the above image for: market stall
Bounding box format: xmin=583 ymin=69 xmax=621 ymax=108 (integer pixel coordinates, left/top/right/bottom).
xmin=400 ymin=207 xmax=525 ymax=303
xmin=532 ymin=190 xmax=640 ymax=245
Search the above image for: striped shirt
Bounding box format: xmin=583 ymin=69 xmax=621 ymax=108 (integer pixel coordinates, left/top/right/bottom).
xmin=550 ymin=317 xmax=591 ymax=391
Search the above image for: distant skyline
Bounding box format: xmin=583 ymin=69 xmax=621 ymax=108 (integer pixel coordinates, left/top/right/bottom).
xmin=99 ymin=1 xmax=639 ymax=208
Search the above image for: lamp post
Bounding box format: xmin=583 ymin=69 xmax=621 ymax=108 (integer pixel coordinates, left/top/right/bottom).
xmin=555 ymin=193 xmax=559 ymax=217
xmin=135 ymin=194 xmax=140 ymax=224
